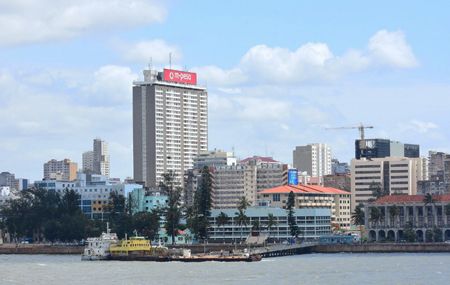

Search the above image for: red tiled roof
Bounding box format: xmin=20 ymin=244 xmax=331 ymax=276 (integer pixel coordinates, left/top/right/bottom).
xmin=240 ymin=156 xmax=279 ymax=164
xmin=259 ymin=184 xmax=350 ymax=195
xmin=373 ymin=194 xmax=450 ymax=205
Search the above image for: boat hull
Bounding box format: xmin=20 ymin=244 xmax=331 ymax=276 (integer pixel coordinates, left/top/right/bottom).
xmin=107 ymin=254 xmax=262 ymax=262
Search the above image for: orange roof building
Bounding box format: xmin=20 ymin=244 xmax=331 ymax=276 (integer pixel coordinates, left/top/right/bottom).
xmin=258 ymin=184 xmax=352 ymax=230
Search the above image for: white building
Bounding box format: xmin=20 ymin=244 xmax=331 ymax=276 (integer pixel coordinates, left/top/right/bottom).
xmin=293 ymin=143 xmax=332 ymax=178
xmin=351 ymin=157 xmax=428 ymax=210
xmin=133 ymin=68 xmax=207 ymax=187
xmin=208 ymin=207 xmax=331 ymax=242
xmin=257 ymin=184 xmax=352 ymax=230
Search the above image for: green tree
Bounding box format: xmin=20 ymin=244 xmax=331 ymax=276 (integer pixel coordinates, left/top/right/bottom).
xmin=403 ymin=221 xmax=416 ymax=242
xmin=235 ymin=209 xmax=249 ymax=243
xmin=216 ymin=212 xmax=229 ymax=243
xmin=369 ymin=181 xmax=387 ymax=199
xmin=107 ymin=191 xmax=133 ymax=238
xmin=161 ymin=171 xmax=182 ymax=245
xmin=433 ymin=227 xmax=443 ymax=242
xmin=389 ymin=205 xmax=400 ymax=227
xmin=266 ymin=213 xmax=277 ymax=242
xmin=369 ymin=207 xmax=381 ymax=227
xmin=133 ymin=210 xmax=160 ymax=241
xmin=235 ymin=196 xmax=251 ymax=242
xmin=351 ymin=203 xmax=365 ymax=243
xmin=286 ymin=191 xmax=299 ymax=239
xmin=251 ymin=220 xmax=261 ymax=234
xmin=191 ymin=166 xmax=213 ymax=241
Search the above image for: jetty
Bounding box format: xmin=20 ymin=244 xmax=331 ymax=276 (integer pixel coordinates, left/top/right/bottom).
xmin=251 ymin=242 xmax=318 ymax=258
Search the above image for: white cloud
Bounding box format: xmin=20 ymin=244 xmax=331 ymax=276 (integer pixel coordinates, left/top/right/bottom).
xmin=0 ymin=67 xmax=134 ymax=180
xmin=193 ymin=29 xmax=417 ymax=86
xmin=368 ymin=30 xmax=418 ymax=68
xmin=121 ymin=39 xmax=182 ymax=64
xmin=399 ymin=120 xmax=439 ymax=134
xmin=85 ymin=65 xmax=138 ymax=104
xmin=192 ymin=66 xmax=246 ymax=86
xmin=0 ymin=0 xmax=166 ymax=46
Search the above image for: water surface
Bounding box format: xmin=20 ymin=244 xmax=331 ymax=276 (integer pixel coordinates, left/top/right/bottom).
xmin=1 ymin=253 xmax=449 ymax=285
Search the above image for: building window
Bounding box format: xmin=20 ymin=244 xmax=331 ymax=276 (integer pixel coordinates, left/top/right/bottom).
xmin=273 ymin=194 xmax=280 ymax=202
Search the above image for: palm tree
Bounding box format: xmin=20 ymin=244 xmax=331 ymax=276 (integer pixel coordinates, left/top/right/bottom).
xmin=235 ymin=209 xmax=249 ymax=243
xmin=216 ymin=212 xmax=229 ymax=243
xmin=369 ymin=207 xmax=381 ymax=228
xmin=251 ymin=220 xmax=260 ymax=235
xmin=266 ymin=213 xmax=277 ymax=243
xmin=389 ymin=205 xmax=400 ymax=227
xmin=237 ymin=196 xmax=251 ymax=212
xmin=351 ymin=203 xmax=365 ymax=243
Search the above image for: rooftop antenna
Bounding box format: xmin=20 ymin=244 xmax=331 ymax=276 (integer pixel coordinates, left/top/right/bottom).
xmin=169 ymin=52 xmax=172 ymax=69
xmin=148 ymin=57 xmax=153 ymax=71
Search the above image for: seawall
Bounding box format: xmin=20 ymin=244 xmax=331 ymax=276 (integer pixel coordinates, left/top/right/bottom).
xmin=314 ymin=243 xmax=450 ymax=253
xmin=0 ymin=244 xmax=83 ymax=254
xmin=2 ymin=243 xmax=450 ymax=255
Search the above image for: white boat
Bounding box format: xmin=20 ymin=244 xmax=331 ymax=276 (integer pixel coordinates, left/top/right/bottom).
xmin=81 ymin=223 xmax=118 ymax=261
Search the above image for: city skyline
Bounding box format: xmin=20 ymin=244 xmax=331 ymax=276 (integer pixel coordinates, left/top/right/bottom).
xmin=1 ymin=1 xmax=450 ymax=181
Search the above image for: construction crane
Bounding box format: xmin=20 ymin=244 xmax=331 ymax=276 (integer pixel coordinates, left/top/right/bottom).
xmin=326 ymin=123 xmax=374 ymax=150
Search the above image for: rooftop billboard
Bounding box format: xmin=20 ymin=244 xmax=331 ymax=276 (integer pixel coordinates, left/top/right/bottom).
xmin=163 ymin=69 xmax=197 ymax=85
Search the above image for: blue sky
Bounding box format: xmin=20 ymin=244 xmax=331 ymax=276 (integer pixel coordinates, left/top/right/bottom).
xmin=1 ymin=0 xmax=450 ymax=181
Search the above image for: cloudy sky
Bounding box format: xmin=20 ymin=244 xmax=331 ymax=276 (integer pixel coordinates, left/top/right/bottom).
xmin=1 ymin=0 xmax=450 ymax=181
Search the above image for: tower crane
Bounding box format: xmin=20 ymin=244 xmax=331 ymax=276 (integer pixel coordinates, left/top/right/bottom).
xmin=326 ymin=123 xmax=374 ymax=150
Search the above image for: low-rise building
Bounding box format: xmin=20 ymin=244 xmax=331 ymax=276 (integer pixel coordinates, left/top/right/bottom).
xmin=257 ymin=185 xmax=352 ymax=230
xmin=365 ymin=195 xmax=450 ymax=242
xmin=34 ymin=175 xmax=142 ymax=220
xmin=208 ymin=207 xmax=331 ymax=242
xmin=129 ymin=188 xmax=168 ymax=214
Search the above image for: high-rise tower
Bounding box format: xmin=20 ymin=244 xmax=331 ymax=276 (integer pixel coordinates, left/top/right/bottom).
xmin=93 ymin=138 xmax=110 ymax=177
xmin=133 ymin=68 xmax=208 ymax=187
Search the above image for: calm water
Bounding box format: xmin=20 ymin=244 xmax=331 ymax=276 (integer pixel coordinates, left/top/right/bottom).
xmin=1 ymin=253 xmax=449 ymax=285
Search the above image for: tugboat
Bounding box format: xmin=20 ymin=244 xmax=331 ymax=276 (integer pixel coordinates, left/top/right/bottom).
xmin=81 ymin=223 xmax=118 ymax=261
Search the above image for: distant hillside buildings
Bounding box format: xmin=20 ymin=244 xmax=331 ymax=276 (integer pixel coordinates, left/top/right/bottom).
xmin=293 ymin=143 xmax=332 ymax=178
xmin=43 ymin=159 xmax=77 ymax=181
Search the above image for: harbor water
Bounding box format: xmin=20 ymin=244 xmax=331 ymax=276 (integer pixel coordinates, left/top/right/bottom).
xmin=1 ymin=253 xmax=450 ymax=285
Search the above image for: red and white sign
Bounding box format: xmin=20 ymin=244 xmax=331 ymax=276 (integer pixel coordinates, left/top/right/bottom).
xmin=163 ymin=69 xmax=197 ymax=85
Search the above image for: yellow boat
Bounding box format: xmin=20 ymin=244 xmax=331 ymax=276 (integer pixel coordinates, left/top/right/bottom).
xmin=109 ymin=236 xmax=151 ymax=256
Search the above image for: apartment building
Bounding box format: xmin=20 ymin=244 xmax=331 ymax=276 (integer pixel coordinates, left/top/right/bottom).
xmin=293 ymin=143 xmax=332 ymax=177
xmin=43 ymin=159 xmax=77 ymax=181
xmin=351 ymin=157 xmax=428 ymax=210
xmin=212 ymin=156 xmax=287 ymax=209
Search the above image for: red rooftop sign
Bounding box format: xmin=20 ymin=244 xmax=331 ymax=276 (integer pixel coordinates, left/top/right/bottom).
xmin=163 ymin=69 xmax=197 ymax=85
